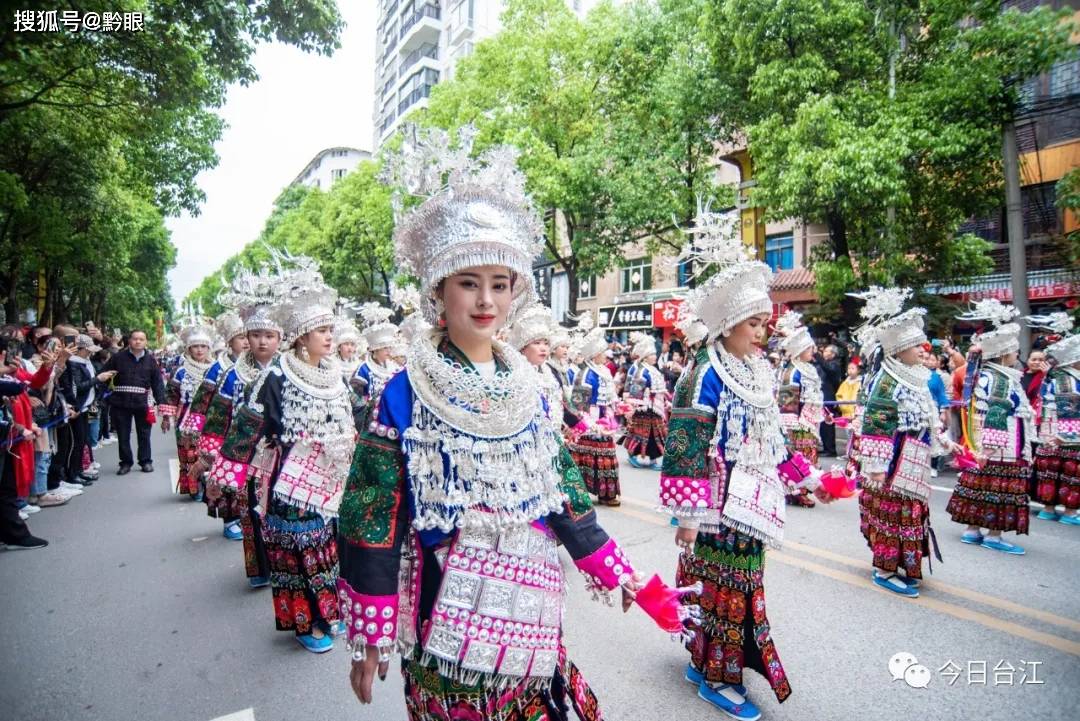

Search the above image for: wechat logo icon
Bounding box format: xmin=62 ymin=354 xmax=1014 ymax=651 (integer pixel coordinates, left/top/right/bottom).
xmin=889 ymin=651 xmax=932 ymax=689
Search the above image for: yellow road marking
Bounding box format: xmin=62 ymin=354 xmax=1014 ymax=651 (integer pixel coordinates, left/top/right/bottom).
xmin=610 ymin=504 xmax=1080 ymax=657
xmin=616 ymin=494 xmax=1080 ymax=635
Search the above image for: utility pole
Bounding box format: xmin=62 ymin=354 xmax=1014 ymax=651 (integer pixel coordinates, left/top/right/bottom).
xmin=1002 ymin=121 xmax=1031 ymax=355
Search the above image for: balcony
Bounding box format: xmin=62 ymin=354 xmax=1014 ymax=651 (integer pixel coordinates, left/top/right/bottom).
xmin=399 ymin=43 xmax=438 ymax=79
xmin=399 ymin=3 xmax=441 ymax=52
xmin=398 ymin=83 xmax=435 ymax=117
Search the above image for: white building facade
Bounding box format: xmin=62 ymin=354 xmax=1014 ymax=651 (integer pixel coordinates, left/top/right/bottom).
xmin=291 ymin=147 xmax=372 ymax=189
xmin=373 ymin=1 xmax=605 ymax=149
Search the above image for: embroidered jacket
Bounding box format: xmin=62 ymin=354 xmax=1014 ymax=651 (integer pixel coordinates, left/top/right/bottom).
xmin=1038 ymin=366 xmax=1080 ymax=448
xmin=178 ymin=356 xmax=234 ymax=440
xmin=966 ymin=364 xmax=1035 ymax=463
xmin=778 ymin=362 xmax=824 ymax=435
xmin=659 ymin=345 xmax=806 ymax=543
xmin=207 ymin=356 xmax=353 ymax=518
xmin=352 ymin=359 xmax=400 ymax=404
xmin=336 ymin=340 xmax=634 ymax=684
xmin=850 ymin=361 xmax=943 ymax=504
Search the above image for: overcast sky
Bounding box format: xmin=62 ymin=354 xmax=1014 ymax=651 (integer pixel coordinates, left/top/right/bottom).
xmin=165 ymin=2 xmax=377 ymax=305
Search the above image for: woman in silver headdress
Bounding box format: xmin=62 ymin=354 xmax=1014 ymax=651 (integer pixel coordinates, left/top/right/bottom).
xmin=211 ymin=258 xmax=353 ymax=653
xmin=774 ymin=311 xmax=827 ymax=508
xmin=338 ymin=127 xmax=653 ymax=720
xmin=201 ymin=265 xmax=284 ymax=585
xmin=659 ymin=203 xmax=833 ymax=719
xmin=847 ymin=288 xmax=962 ymax=597
xmin=160 ymin=316 xmax=216 ymax=499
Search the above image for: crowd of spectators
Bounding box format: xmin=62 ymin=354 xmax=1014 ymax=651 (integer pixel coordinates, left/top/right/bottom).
xmin=0 ymin=322 xmax=131 ymax=549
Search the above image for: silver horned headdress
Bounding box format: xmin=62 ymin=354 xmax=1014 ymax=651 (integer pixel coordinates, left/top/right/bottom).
xmin=848 ymin=286 xmax=926 ymax=358
xmin=679 ymin=196 xmax=772 ymax=340
xmin=957 ymin=299 xmax=1022 ymax=360
xmin=381 ymin=124 xmax=543 ymax=324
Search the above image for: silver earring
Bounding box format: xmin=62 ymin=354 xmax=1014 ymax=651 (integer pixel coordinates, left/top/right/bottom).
xmin=722 ymin=329 xmax=731 ymax=338
xmin=435 ymin=298 xmax=446 ymax=319
xmin=298 ymin=345 xmax=310 ymax=362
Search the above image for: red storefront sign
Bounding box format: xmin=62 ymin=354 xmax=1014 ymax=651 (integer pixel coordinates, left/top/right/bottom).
xmin=653 ymin=299 xmax=687 ymax=328
xmin=958 ymin=281 xmax=1079 ymax=302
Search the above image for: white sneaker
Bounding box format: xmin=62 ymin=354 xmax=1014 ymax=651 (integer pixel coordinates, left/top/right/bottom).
xmin=90 ymin=462 xmax=101 ymax=471
xmin=60 ymin=481 xmax=85 ymax=492
xmin=55 ymin=485 xmax=83 ymax=497
xmin=930 ymin=468 xmax=938 ymax=478
xmin=22 ymin=504 xmax=41 ymax=515
xmin=18 ymin=510 xmax=29 ymax=520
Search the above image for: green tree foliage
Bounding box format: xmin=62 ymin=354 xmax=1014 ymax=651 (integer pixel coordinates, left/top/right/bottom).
xmin=185 ymin=160 xmax=396 ymax=315
xmin=707 ymin=0 xmax=1076 ymax=319
xmin=421 ymin=0 xmax=735 ymax=314
xmin=0 ymin=0 xmax=343 ymax=332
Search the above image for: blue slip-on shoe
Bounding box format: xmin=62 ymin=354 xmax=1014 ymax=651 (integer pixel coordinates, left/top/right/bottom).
xmin=685 ymin=665 xmax=704 ymax=686
xmin=872 ymin=571 xmax=919 ymax=598
xmin=248 ymin=575 xmax=270 ymax=589
xmin=697 ymin=682 xmax=761 ymax=721
xmin=981 ymin=538 xmax=1025 ymax=555
xmin=1059 ymin=514 xmax=1080 ymax=526
xmin=960 ymin=531 xmax=984 ymax=545
xmin=651 ymin=460 xmax=664 ymax=470
xmin=223 ymin=521 xmax=243 ymax=541
xmin=295 ymin=633 xmax=334 ymax=654
xmin=320 ymin=619 xmax=347 ymax=638
xmin=670 ymin=516 xmax=680 ymax=527
xmin=1037 ymin=510 xmax=1060 ymax=521
xmin=896 ymin=574 xmax=921 ymax=589
xmin=628 ymin=457 xmax=646 ymax=469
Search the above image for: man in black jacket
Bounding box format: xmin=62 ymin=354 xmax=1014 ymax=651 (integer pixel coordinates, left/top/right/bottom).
xmin=102 ymin=330 xmax=164 ymax=474
xmin=815 ymin=344 xmax=843 ymax=456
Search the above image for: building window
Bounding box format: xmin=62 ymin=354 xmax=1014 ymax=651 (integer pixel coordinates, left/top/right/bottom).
xmin=331 ymin=168 xmax=347 ymax=182
xmin=1049 ymin=51 xmax=1079 ymax=99
xmin=765 ymin=234 xmax=794 ymax=271
xmin=577 ymin=274 xmax=596 ymax=300
xmin=676 ymin=259 xmax=692 ymax=288
xmin=620 ymin=258 xmax=652 ymax=294
xmin=1021 ymin=182 xmax=1060 ymax=238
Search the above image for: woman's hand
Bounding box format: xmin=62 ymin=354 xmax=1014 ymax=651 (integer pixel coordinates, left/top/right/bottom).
xmin=675 ymin=526 xmax=698 ymax=552
xmin=349 ymin=645 xmax=389 ymax=704
xmin=621 ymin=571 xmax=646 ymax=613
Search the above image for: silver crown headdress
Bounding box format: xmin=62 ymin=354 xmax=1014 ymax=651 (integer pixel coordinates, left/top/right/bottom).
xmin=675 ymin=310 xmax=709 ymax=348
xmin=359 ymin=301 xmax=399 ymax=351
xmin=849 ymin=286 xmax=926 ymax=358
xmin=214 ymin=310 xmax=246 ymax=344
xmin=332 ymin=310 xmax=363 ymax=351
xmin=382 ymin=124 xmax=543 ymax=325
xmin=679 ymin=196 xmax=773 ymax=340
xmin=219 ymin=263 xmax=283 ymax=336
xmin=506 ymin=302 xmax=554 ymax=351
xmin=629 ymin=330 xmax=657 ymax=360
xmin=774 ymin=309 xmax=814 ymax=358
xmin=176 ymin=303 xmax=215 ymax=350
xmin=1029 ymin=311 xmax=1080 ymax=366
xmin=264 ymin=251 xmax=338 ymax=345
xmin=957 ymin=298 xmax=1022 ymax=360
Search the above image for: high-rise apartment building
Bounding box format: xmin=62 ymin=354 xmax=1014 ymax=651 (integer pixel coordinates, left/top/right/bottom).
xmin=372 ymin=1 xmax=605 ymax=149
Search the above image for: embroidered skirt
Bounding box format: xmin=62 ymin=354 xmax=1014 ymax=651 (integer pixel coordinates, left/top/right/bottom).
xmin=621 ymin=409 xmax=666 ymax=460
xmin=175 ymin=426 xmax=201 ymax=496
xmin=402 ymin=650 xmax=602 ymax=721
xmin=1033 ymin=446 xmax=1080 ymax=511
xmin=677 ymin=527 xmax=792 ymax=703
xmin=262 ymin=498 xmax=339 ymax=633
xmin=205 ymin=485 xmax=243 ymax=521
xmin=236 ymin=480 xmax=269 ymax=579
xmin=859 ymin=485 xmax=931 ymax=579
xmin=567 ymin=433 xmax=619 ymax=502
xmin=784 ymin=429 xmax=818 ymax=505
xmin=946 ymin=460 xmax=1030 ymax=534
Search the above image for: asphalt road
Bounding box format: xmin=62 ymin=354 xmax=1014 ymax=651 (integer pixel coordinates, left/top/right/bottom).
xmin=2 ymin=439 xmax=1078 ymax=721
